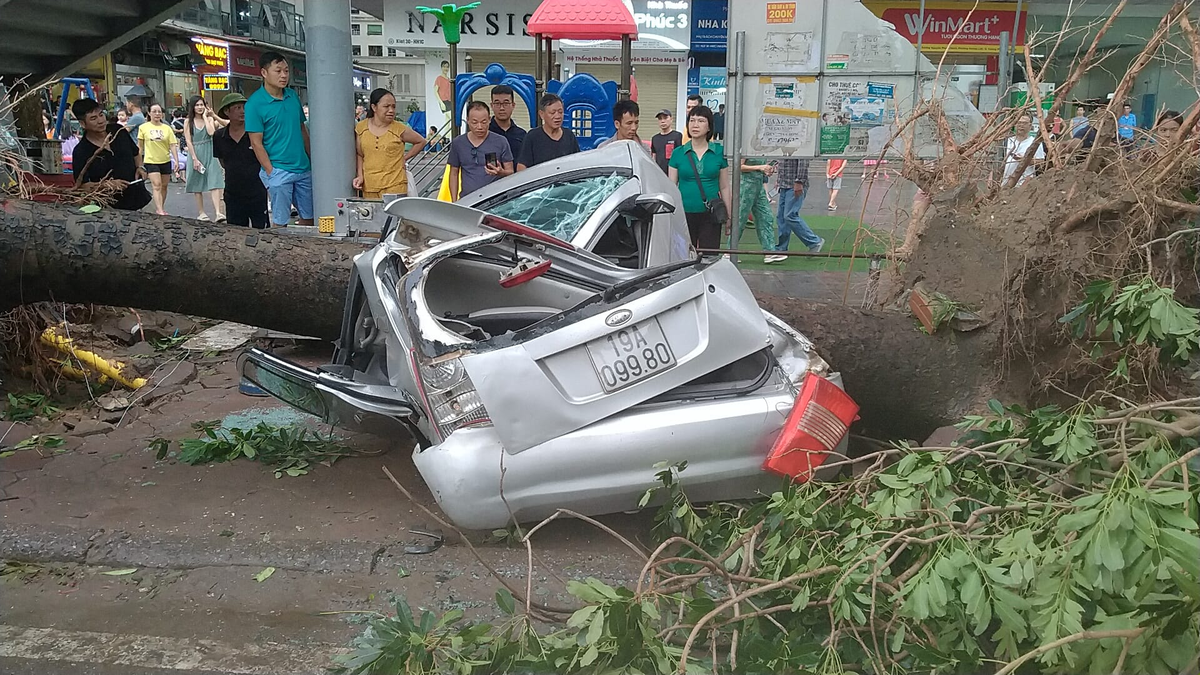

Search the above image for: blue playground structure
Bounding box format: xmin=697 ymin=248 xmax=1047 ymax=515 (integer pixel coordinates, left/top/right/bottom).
xmin=454 ymin=63 xmax=621 ymax=151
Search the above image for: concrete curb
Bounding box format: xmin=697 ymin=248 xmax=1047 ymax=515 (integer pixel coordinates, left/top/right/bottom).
xmin=0 ymin=524 xmax=641 ymax=585
xmin=0 ymin=525 xmax=388 ymax=574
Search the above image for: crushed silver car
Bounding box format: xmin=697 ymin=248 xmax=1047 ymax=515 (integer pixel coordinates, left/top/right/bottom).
xmin=239 ymin=143 xmax=856 ymax=529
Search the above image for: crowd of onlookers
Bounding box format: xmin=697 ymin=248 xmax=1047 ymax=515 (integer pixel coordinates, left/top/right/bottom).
xmin=63 ymin=44 xmax=1189 ymax=262
xmin=414 ymin=88 xmax=831 ymax=261
xmin=1001 ymin=102 xmax=1192 ymax=188
xmin=68 ymin=51 xmax=307 ymax=228
xmin=61 ymin=60 xmax=834 ymax=259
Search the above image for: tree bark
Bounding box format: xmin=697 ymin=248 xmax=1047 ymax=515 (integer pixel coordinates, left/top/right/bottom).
xmin=0 ymin=199 xmax=367 ymax=341
xmin=1 ymin=200 xmax=1001 ymax=440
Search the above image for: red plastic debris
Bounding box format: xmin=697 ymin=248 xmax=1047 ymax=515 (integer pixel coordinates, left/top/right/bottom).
xmin=764 ymin=374 xmax=859 ymax=483
xmin=499 ymin=259 xmax=552 ymax=288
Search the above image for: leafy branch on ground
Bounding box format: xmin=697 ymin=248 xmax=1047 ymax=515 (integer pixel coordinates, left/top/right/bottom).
xmin=341 ymin=397 xmax=1200 ymax=675
xmin=0 ymin=434 xmax=65 ymax=456
xmin=2 ymin=392 xmax=62 ymax=422
xmin=1061 ymin=276 xmax=1200 ymax=382
xmin=155 ymin=422 xmax=358 ymax=478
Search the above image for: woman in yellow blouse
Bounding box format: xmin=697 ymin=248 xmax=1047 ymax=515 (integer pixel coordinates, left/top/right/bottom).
xmin=352 ymin=88 xmax=426 ymax=199
xmin=137 ymin=103 xmax=181 ymax=215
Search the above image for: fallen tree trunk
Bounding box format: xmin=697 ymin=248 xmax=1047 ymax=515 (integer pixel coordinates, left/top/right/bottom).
xmin=0 ymin=199 xmax=1000 ymax=439
xmin=0 ymin=199 xmax=366 ymax=341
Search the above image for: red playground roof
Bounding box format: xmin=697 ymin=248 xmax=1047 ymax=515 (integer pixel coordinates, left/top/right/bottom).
xmin=526 ymin=0 xmax=638 ymax=40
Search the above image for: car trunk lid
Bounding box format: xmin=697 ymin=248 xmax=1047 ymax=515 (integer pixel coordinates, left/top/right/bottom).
xmin=394 ymin=199 xmax=771 ymax=453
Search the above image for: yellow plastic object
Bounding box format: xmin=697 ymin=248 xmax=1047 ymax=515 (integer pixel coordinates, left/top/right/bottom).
xmin=39 ymin=327 xmax=147 ymax=390
xmin=318 ymin=215 xmax=336 ymax=233
xmin=58 ymin=361 xmax=111 ymax=385
xmin=436 ymin=164 xmax=460 ymax=202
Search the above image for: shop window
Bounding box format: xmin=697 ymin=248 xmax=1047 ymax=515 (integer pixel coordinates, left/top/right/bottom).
xmin=352 ymin=45 xmax=361 ymax=56
xmin=351 ymin=23 xmax=361 ymax=35
xmin=368 ymin=24 xmax=383 ymax=36
xmin=388 ymin=48 xmax=399 ymax=57
xmin=369 ymin=45 xmax=383 ymax=57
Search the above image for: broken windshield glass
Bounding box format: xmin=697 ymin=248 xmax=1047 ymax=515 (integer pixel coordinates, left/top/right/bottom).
xmin=486 ymin=173 xmax=629 ymax=242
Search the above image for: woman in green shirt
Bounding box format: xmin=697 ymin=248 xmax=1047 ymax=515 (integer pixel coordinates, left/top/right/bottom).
xmin=667 ymin=105 xmax=731 ymax=252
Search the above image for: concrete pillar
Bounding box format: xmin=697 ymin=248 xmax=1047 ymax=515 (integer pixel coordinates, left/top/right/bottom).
xmin=619 ymin=36 xmax=632 ymax=101
xmin=304 ymin=0 xmax=354 ymax=222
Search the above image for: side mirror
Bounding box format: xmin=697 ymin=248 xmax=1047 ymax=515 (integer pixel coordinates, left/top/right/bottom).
xmin=631 ymin=193 xmax=676 ymax=215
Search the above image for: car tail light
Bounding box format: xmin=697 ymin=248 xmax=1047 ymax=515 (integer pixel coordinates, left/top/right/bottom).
xmin=410 ymin=352 xmax=491 ymax=440
xmin=499 ymin=258 xmax=551 ymax=288
xmin=764 ymin=374 xmax=859 ymax=483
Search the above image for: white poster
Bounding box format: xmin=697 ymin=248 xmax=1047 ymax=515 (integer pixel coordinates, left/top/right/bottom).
xmin=763 ymin=31 xmax=819 ymax=72
xmin=424 ymin=50 xmax=461 ymax=134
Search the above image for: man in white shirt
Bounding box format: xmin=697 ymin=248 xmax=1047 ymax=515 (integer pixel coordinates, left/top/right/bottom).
xmin=1003 ymin=116 xmax=1044 ymax=187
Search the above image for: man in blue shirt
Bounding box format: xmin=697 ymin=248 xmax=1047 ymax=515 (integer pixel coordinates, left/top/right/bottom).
xmin=245 ymin=51 xmax=313 ymax=226
xmin=1118 ymin=103 xmax=1137 ymax=146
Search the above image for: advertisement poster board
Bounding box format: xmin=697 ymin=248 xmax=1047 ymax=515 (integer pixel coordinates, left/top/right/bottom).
xmin=730 ymin=0 xmax=984 ymax=158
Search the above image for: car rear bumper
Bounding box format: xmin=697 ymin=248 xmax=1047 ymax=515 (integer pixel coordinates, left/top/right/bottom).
xmin=412 ymin=375 xmax=845 ymax=530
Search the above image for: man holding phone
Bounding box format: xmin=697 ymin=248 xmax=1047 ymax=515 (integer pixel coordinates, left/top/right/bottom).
xmin=448 ymin=101 xmax=514 ymax=201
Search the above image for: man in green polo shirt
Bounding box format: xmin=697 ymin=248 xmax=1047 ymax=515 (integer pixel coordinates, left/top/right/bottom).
xmin=245 ymin=51 xmax=313 ymax=226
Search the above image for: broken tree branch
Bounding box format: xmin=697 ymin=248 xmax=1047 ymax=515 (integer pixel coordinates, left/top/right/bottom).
xmin=1084 ymin=2 xmax=1186 ymax=171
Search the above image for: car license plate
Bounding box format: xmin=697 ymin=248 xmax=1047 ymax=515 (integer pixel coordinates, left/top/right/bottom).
xmin=586 ymin=319 xmax=676 ymax=393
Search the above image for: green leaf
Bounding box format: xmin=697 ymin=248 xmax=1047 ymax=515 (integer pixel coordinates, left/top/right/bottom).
xmin=1159 ymin=529 xmax=1200 ymax=578
xmin=254 ymin=566 xmax=276 ymax=582
xmin=567 ymin=605 xmax=599 ymax=629
xmin=102 ymin=568 xmax=138 ymax=576
xmin=1147 ymin=489 xmax=1192 ymax=506
xmin=585 ymin=610 xmax=605 ymax=646
xmin=79 ymin=204 xmax=102 ymax=214
xmin=495 ymin=588 xmax=516 ymax=615
xmin=960 ymin=569 xmax=983 ymax=607
xmin=890 ymin=624 xmax=906 ymax=653
xmin=791 ymin=586 xmax=811 ymax=611
xmin=579 ymin=644 xmax=599 ymax=667
xmin=396 ymin=567 xmax=409 ymax=579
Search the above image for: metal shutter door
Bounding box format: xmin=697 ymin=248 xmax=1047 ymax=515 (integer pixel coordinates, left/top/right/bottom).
xmin=571 ymin=64 xmax=680 ymax=132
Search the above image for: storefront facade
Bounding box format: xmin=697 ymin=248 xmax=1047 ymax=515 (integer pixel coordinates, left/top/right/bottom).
xmin=687 ymin=0 xmax=728 ymax=110
xmin=1028 ymin=1 xmax=1188 ymax=123
xmin=229 ymin=44 xmax=263 ymax=98
xmin=384 ymin=0 xmax=692 ymax=132
xmin=862 ymin=1 xmax=1026 ymax=111
xmin=860 ymin=0 xmax=1188 ymax=122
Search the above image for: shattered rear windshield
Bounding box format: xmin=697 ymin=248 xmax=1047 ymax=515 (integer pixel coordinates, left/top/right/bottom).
xmin=486 ymin=173 xmax=629 ymax=242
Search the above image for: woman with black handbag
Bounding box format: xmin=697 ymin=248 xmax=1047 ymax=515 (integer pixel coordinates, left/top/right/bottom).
xmin=667 ymin=105 xmax=732 ymax=253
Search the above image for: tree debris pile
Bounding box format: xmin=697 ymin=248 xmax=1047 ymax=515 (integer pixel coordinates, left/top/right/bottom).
xmin=344 ymin=398 xmax=1200 ymax=675
xmin=882 ymin=3 xmax=1200 ymax=404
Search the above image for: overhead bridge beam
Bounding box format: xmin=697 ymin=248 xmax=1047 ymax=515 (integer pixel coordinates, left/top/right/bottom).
xmin=0 ymin=0 xmax=200 ymax=86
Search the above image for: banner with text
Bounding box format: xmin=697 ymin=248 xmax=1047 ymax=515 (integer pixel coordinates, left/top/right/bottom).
xmin=385 ymin=0 xmax=691 ymax=52
xmin=862 ymin=1 xmax=1025 ymax=54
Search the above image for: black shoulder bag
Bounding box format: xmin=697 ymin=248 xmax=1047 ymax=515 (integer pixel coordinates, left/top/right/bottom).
xmin=686 ymin=151 xmax=729 ymax=224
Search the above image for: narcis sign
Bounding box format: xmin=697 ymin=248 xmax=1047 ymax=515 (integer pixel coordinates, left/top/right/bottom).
xmin=863 ymin=1 xmax=1025 ymax=53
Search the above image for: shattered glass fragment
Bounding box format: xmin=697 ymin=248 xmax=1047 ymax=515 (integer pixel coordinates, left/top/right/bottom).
xmin=486 ymin=173 xmax=629 ymax=242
